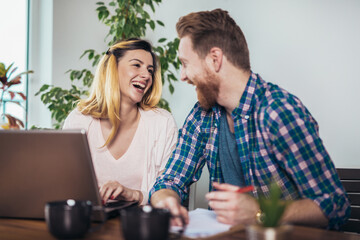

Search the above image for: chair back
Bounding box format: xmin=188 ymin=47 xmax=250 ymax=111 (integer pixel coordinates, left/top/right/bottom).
xmin=337 ymin=168 xmax=360 ymax=234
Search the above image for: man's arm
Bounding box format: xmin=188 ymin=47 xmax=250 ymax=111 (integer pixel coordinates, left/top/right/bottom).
xmin=149 ymin=103 xmax=211 ymax=226
xmin=281 ymin=199 xmax=328 ymax=227
xmin=149 ymin=103 xmax=208 ymax=204
xmin=206 ymin=183 xmax=328 ymax=227
xmin=151 ymin=189 xmax=189 ymax=226
xmin=264 ymin=98 xmax=350 ymax=228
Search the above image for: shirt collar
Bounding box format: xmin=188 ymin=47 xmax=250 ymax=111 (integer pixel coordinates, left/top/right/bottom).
xmin=231 ymin=71 xmax=258 ymax=120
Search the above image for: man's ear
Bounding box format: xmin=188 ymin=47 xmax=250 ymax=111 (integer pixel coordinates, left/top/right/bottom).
xmin=206 ymin=47 xmax=223 ymax=72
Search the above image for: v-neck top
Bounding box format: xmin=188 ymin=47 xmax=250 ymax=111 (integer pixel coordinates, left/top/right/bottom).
xmin=63 ymin=107 xmax=178 ymax=205
xmin=94 ymin=112 xmax=145 ymax=190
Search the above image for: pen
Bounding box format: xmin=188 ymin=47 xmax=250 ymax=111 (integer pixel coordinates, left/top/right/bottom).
xmin=235 ymin=185 xmax=254 ymax=193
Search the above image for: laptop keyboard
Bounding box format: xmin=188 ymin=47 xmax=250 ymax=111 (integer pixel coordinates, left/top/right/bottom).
xmin=104 ymin=200 xmax=127 ymax=208
xmin=104 ymin=199 xmax=137 ymax=209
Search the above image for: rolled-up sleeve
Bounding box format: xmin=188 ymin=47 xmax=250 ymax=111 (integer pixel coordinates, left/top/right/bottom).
xmin=265 ymin=98 xmax=350 ymax=229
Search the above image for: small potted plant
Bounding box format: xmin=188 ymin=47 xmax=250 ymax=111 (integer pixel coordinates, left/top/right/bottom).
xmin=0 ymin=62 xmax=33 ymax=129
xmin=246 ymin=181 xmax=292 ymax=240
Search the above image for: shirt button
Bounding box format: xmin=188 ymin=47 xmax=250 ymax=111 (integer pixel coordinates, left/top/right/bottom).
xmin=244 ymin=115 xmax=249 ymax=119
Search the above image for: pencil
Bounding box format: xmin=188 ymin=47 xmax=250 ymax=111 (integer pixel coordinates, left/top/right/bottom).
xmin=235 ymin=185 xmax=254 ymax=193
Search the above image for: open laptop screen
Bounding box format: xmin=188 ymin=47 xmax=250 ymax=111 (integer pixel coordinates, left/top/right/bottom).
xmin=0 ymin=129 xmax=133 ymax=221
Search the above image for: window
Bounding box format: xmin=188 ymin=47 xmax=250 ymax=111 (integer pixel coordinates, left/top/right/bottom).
xmin=0 ymin=0 xmax=28 ymax=128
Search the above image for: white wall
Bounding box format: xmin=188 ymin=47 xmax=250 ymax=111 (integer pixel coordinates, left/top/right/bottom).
xmin=28 ymin=0 xmax=109 ymax=127
xmin=29 ymin=0 xmax=360 ymax=208
xmin=28 ymin=0 xmax=54 ymax=128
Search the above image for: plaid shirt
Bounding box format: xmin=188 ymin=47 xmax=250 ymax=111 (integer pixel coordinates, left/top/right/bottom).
xmin=150 ymin=72 xmax=350 ymax=229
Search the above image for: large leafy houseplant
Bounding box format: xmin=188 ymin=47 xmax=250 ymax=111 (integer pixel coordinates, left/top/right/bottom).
xmin=0 ymin=62 xmax=33 ymax=129
xmin=36 ymin=0 xmax=180 ymax=129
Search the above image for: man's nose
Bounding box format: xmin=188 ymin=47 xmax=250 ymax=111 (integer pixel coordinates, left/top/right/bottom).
xmin=180 ymin=68 xmax=187 ymax=82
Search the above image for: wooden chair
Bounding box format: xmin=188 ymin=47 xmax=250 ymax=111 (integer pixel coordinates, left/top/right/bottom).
xmin=336 ymin=168 xmax=360 ymax=234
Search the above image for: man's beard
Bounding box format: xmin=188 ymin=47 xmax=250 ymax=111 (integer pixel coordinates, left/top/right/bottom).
xmin=193 ymin=69 xmax=220 ymax=111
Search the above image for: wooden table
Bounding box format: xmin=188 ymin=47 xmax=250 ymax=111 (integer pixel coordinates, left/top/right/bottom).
xmin=1 ymin=217 xmax=359 ymax=240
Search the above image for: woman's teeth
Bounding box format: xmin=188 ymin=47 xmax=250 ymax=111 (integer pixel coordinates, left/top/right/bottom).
xmin=133 ymin=82 xmax=146 ymax=89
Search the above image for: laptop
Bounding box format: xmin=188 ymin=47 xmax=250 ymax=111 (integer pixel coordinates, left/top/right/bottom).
xmin=0 ymin=129 xmax=136 ymax=222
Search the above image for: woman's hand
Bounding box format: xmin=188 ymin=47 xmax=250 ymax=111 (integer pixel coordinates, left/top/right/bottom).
xmin=99 ymin=181 xmax=143 ymax=204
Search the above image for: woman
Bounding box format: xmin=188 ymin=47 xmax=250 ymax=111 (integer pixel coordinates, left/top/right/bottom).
xmin=63 ymin=38 xmax=178 ymax=205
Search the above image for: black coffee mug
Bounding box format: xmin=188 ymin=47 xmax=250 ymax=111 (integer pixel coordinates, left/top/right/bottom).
xmin=45 ymin=199 xmax=92 ymax=239
xmin=120 ymin=205 xmax=184 ymax=240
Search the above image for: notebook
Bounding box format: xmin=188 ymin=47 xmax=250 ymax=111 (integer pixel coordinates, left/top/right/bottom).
xmin=0 ymin=129 xmax=136 ymax=222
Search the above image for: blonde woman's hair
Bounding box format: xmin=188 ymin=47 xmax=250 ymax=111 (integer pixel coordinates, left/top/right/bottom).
xmin=77 ymin=38 xmax=162 ymax=146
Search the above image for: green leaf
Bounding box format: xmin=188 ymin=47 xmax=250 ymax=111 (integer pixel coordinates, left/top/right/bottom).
xmin=70 ymin=71 xmax=76 ymax=81
xmin=96 ymin=2 xmax=104 ymax=5
xmin=92 ymin=55 xmax=101 ymax=67
xmin=119 ymin=17 xmax=126 ymax=28
xmin=103 ymin=10 xmax=109 ymax=19
xmin=35 ymin=84 xmax=52 ymax=96
xmin=5 ymin=62 xmax=14 ymax=74
xmin=156 ymin=20 xmax=164 ymax=26
xmin=149 ymin=20 xmax=155 ymax=30
xmin=155 ymin=46 xmax=164 ymax=55
xmin=80 ymin=49 xmax=94 ymax=59
xmin=149 ymin=1 xmax=155 ymax=12
xmin=135 ymin=4 xmax=144 ymax=14
xmin=157 ymin=98 xmax=170 ymax=112
xmin=75 ymin=71 xmax=82 ymax=79
xmin=98 ymin=11 xmax=104 ymax=20
xmin=96 ymin=6 xmax=107 ymax=11
xmin=0 ymin=62 xmax=6 ymax=72
xmin=169 ymin=83 xmax=174 ymax=94
xmin=124 ymin=24 xmax=131 ymax=37
xmin=258 ymin=181 xmax=289 ymax=227
xmin=158 ymin=38 xmax=166 ymax=43
xmin=168 ymin=73 xmax=178 ymax=81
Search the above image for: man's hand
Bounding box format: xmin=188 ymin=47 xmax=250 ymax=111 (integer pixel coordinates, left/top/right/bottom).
xmin=151 ymin=189 xmax=189 ymax=226
xmin=100 ymin=181 xmax=143 ymax=203
xmin=206 ymin=182 xmax=259 ymax=225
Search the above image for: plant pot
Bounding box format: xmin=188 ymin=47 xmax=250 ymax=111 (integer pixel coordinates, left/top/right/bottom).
xmin=246 ymin=224 xmax=292 ymax=240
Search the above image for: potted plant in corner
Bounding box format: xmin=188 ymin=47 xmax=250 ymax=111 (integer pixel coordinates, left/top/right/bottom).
xmin=0 ymin=62 xmax=33 ymax=129
xmin=246 ymin=181 xmax=292 ymax=240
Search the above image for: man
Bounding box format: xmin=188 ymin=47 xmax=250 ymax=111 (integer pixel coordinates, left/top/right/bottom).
xmin=149 ymin=9 xmax=350 ymax=229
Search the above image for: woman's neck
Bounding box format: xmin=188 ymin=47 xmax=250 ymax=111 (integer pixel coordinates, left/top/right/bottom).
xmin=118 ymin=102 xmax=140 ymax=128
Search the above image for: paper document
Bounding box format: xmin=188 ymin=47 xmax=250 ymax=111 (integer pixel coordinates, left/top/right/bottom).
xmin=171 ymin=208 xmax=232 ymax=238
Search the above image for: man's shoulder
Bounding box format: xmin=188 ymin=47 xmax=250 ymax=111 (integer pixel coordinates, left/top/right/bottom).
xmin=253 ymin=79 xmax=314 ymax=127
xmin=255 ymin=79 xmax=302 ymax=112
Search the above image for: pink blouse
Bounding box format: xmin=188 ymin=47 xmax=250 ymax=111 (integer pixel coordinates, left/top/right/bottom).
xmin=63 ymin=108 xmax=178 ymax=205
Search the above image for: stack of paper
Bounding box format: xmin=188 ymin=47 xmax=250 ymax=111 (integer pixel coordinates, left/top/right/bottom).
xmin=170 ymin=208 xmax=233 ymax=238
